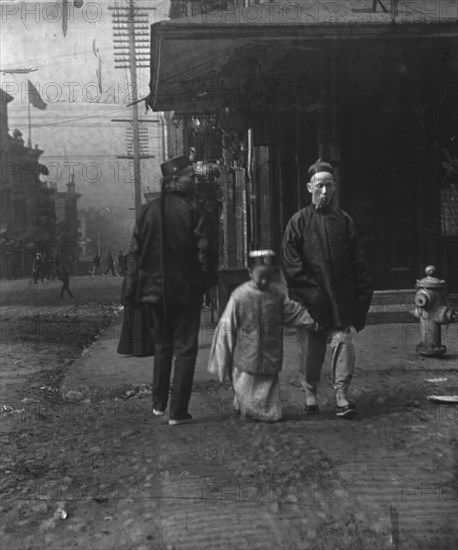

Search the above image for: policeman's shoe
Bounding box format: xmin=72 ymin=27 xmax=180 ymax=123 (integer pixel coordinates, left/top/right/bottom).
xmin=233 ymin=396 xmax=241 ymax=415
xmin=305 ymin=404 xmax=320 ymax=415
xmin=304 ymin=388 xmax=319 ymax=415
xmin=169 ymin=413 xmax=192 ymax=426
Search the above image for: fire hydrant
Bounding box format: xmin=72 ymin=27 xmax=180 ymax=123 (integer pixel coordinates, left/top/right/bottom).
xmin=413 ymin=265 xmax=457 ymax=356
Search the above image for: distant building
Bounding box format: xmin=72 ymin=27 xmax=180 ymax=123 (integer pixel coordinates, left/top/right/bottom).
xmin=0 ymin=88 xmax=54 ymax=277
xmin=77 ymin=215 xmax=87 ymax=242
xmin=52 ymin=173 xmax=81 ymax=247
xmin=50 ymin=172 xmax=82 ymax=271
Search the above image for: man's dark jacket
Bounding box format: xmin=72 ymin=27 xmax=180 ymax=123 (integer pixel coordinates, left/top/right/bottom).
xmin=282 ymin=204 xmax=373 ymax=331
xmin=126 ymin=191 xmax=218 ymax=305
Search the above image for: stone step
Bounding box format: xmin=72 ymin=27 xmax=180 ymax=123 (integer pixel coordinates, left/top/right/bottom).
xmin=367 ymin=291 xmax=458 ymax=324
xmin=370 ymin=290 xmax=415 ymax=306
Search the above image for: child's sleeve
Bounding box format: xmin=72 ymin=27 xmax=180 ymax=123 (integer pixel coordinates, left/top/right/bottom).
xmin=282 ymin=294 xmax=316 ymax=327
xmin=207 ymin=296 xmax=237 ymax=382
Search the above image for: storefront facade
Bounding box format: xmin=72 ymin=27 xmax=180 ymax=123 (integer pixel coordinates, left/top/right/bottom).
xmin=149 ymin=0 xmax=458 ymax=291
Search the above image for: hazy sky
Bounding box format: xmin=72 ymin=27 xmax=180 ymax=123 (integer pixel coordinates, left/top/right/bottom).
xmin=1 ymin=0 xmax=170 ymax=210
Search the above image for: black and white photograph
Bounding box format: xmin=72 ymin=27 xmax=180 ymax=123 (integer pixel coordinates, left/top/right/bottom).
xmin=1 ymin=0 xmax=457 ymax=548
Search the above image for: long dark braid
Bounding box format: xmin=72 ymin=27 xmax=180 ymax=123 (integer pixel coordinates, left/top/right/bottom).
xmin=159 ymin=178 xmax=168 ymax=337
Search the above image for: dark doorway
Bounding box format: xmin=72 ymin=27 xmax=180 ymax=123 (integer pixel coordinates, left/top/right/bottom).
xmin=340 ymin=112 xmax=421 ymax=290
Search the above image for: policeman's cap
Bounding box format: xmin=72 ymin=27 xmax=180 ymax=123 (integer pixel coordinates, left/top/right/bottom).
xmin=161 ymin=155 xmax=192 ymax=178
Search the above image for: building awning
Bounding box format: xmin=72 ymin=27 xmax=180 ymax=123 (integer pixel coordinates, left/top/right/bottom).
xmin=149 ymin=0 xmax=458 ymax=112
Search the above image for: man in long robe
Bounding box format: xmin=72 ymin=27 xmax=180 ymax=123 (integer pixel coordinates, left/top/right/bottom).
xmin=282 ymin=159 xmax=373 ymax=419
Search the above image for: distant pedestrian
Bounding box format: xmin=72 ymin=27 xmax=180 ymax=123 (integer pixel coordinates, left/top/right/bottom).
xmin=53 ymin=254 xmax=61 ymax=280
xmin=208 ymin=250 xmax=316 ymax=422
xmin=104 ymin=251 xmax=116 ymax=277
xmin=91 ymin=252 xmax=101 ymax=277
xmin=44 ymin=253 xmax=53 ymax=280
xmin=59 ymin=266 xmax=74 ymax=299
xmin=118 ymin=250 xmax=127 ymax=277
xmin=32 ymin=253 xmax=45 ymax=284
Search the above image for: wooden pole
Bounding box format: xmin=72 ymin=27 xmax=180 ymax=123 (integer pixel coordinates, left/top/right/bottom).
xmin=128 ymin=0 xmax=142 ymax=215
xmin=27 ymin=100 xmax=32 ymax=148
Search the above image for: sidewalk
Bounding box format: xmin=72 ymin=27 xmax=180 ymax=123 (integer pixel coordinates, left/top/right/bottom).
xmin=59 ymin=310 xmax=218 ymax=404
xmin=60 ymin=311 xmax=458 ymax=407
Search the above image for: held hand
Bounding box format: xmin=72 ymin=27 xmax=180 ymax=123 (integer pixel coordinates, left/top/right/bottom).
xmin=302 ymin=304 xmax=328 ymax=332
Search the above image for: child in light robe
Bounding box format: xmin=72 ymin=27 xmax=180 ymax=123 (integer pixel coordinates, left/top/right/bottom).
xmin=208 ymin=250 xmax=316 ymax=422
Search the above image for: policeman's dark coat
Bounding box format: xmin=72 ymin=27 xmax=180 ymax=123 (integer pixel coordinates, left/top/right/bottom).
xmin=117 ymin=278 xmax=155 ymax=357
xmin=126 ymin=191 xmax=217 ymax=305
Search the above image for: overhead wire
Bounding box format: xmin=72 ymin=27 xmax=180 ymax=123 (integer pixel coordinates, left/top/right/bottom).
xmin=7 ymin=106 xmax=139 ymax=128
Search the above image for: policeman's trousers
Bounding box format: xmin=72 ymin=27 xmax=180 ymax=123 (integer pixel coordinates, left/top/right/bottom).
xmin=148 ymin=302 xmax=201 ymax=418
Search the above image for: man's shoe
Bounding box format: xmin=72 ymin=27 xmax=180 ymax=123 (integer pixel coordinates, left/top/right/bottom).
xmin=169 ymin=413 xmax=192 ymax=426
xmin=305 ymin=404 xmax=320 ymax=415
xmin=336 ymin=388 xmax=352 ymax=407
xmin=336 ymin=388 xmax=356 ymax=419
xmin=152 ymin=409 xmax=165 ymax=416
xmin=336 ymin=403 xmax=356 ymax=419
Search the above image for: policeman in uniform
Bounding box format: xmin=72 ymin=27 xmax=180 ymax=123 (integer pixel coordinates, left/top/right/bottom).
xmin=126 ymin=155 xmax=218 ymax=425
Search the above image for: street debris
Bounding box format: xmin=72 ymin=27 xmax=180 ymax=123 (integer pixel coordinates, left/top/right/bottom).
xmin=57 ymin=507 xmax=68 ymax=520
xmin=1 ymin=404 xmax=25 ymax=415
xmin=62 ymin=389 xmax=85 ymax=402
xmin=427 ymin=395 xmax=458 ymax=404
xmin=124 ymin=384 xmax=152 ymax=399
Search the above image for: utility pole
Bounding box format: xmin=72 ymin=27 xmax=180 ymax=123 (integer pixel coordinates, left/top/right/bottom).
xmin=111 ymin=118 xmax=157 ymax=185
xmin=128 ymin=0 xmax=142 ymax=214
xmin=27 ymin=101 xmax=32 ymax=148
xmin=110 ymin=1 xmax=156 ymax=215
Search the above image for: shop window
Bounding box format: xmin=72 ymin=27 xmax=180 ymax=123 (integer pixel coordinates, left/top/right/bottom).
xmin=440 ymin=145 xmax=458 ymax=236
xmin=441 ymin=183 xmax=458 ymax=236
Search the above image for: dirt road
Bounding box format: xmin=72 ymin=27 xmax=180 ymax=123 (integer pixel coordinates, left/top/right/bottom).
xmin=1 ymin=277 xmax=457 ymax=550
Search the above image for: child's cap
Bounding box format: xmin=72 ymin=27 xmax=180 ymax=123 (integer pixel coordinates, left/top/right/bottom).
xmin=248 ymin=249 xmax=276 ymax=267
